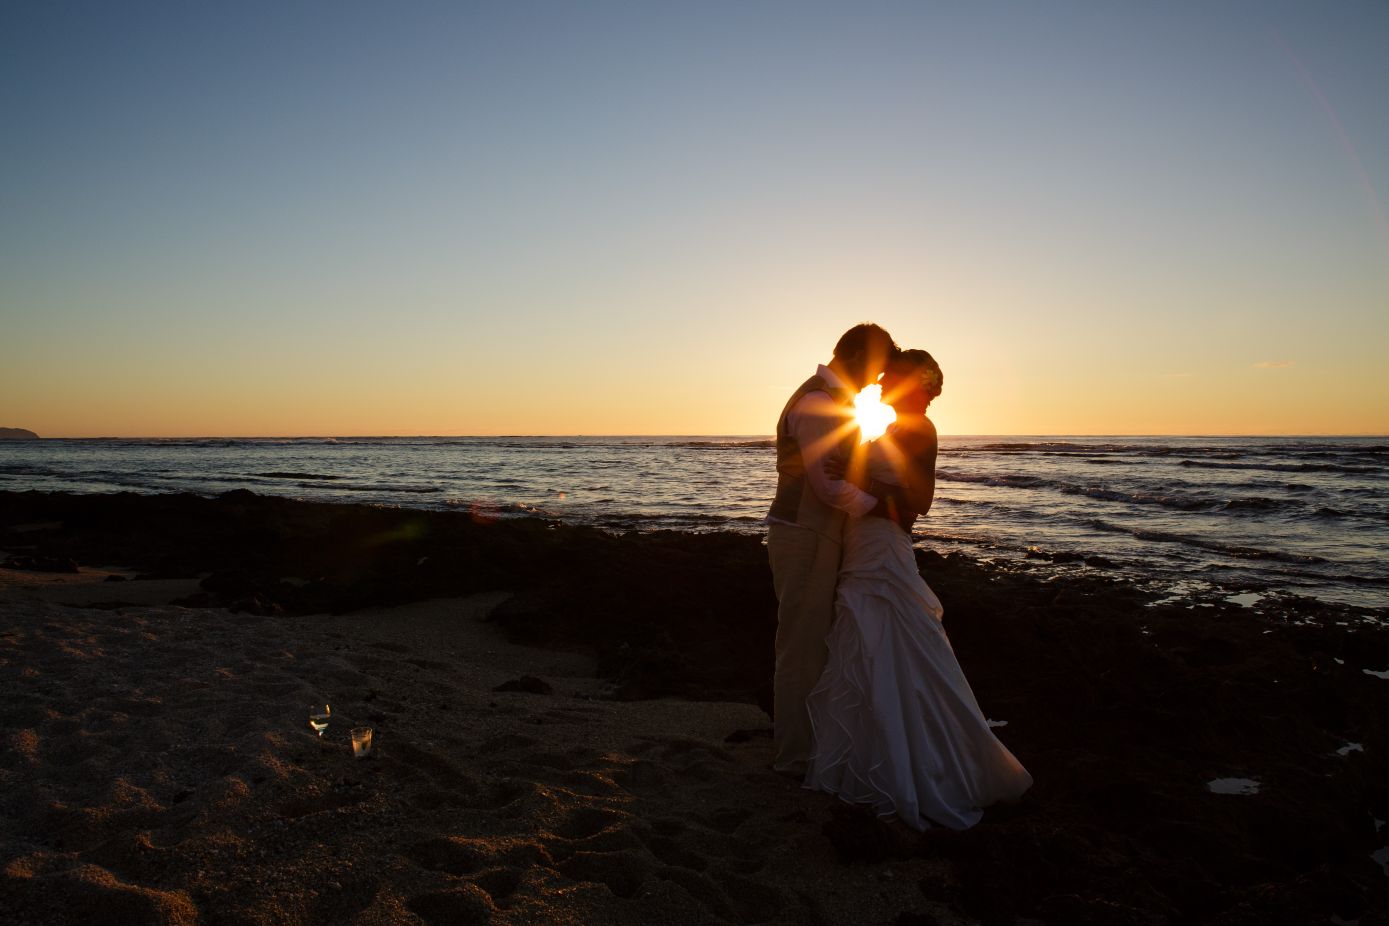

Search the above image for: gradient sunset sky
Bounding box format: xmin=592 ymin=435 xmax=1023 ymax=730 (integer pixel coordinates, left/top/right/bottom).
xmin=3 ymin=1 xmax=1386 ymax=437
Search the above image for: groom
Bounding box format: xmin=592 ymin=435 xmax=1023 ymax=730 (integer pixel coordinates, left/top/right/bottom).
xmin=766 ymin=322 xmax=899 ymax=775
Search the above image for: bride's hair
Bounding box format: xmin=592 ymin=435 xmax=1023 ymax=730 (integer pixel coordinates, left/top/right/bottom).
xmin=885 ymin=349 xmax=943 ymax=413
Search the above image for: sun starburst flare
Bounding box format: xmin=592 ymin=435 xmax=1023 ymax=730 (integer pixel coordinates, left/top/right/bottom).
xmin=854 ymin=385 xmax=895 ymax=442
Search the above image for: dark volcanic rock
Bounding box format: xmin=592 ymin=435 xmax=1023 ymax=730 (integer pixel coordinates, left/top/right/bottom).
xmin=492 ymin=676 xmax=554 ymax=695
xmin=4 ymin=553 xmax=78 ymax=573
xmin=0 ymin=427 xmax=39 ymax=440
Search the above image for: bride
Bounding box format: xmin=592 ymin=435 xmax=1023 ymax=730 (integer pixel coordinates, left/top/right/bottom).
xmin=803 ymin=349 xmax=1033 ymax=830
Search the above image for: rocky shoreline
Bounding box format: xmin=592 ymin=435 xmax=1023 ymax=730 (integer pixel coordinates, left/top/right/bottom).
xmin=2 ymin=489 xmax=1386 ymax=924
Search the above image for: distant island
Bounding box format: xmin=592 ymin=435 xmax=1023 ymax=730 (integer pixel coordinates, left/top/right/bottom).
xmin=0 ymin=428 xmax=39 ymax=440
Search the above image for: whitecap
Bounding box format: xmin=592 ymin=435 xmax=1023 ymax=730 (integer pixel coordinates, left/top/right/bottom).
xmin=1364 ymin=668 xmax=1389 ymax=680
xmin=1336 ymin=742 xmax=1364 ymax=757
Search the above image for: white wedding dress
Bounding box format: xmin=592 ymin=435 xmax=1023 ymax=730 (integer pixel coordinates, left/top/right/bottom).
xmin=804 ymin=445 xmax=1033 ymax=830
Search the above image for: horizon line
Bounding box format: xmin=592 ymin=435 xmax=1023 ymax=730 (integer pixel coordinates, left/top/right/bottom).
xmin=11 ymin=432 xmax=1389 ymax=440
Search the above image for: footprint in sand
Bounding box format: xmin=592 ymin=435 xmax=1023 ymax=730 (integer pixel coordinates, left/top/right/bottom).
xmin=640 ymin=832 xmax=709 ymax=871
xmin=307 ymin=877 xmax=381 ymax=925
xmin=557 ymin=848 xmax=652 ymax=899
xmin=700 ymin=806 xmax=752 ymax=835
xmin=410 ymin=835 xmax=553 ymax=873
xmin=6 ymin=864 xmax=199 ymax=926
xmin=551 ymin=805 xmax=625 ymax=841
xmin=516 ymin=746 xmax=601 ymax=772
xmin=479 ymin=732 xmax=540 ymax=753
xmin=394 ymin=744 xmax=808 ymax=925
xmin=406 ymin=835 xmax=492 ymax=874
xmin=471 ymin=867 xmax=523 ymax=904
xmin=405 ymin=657 xmax=452 ymax=671
xmin=623 ymin=735 xmax=737 ymax=788
xmin=536 ymin=705 xmax=604 ymax=724
xmin=406 ymin=883 xmax=493 ymax=926
xmin=408 ymin=788 xmax=465 ymax=811
xmin=389 ymin=741 xmax=479 ymax=791
xmin=276 ymin=789 xmax=368 ymax=820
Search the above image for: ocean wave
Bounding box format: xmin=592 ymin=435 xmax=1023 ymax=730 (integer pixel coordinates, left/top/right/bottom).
xmin=253 ymin=471 xmax=343 ymax=481
xmin=938 ymin=460 xmax=1382 ymax=519
xmin=1218 ymin=497 xmax=1283 ymax=512
xmin=591 ymin=510 xmax=764 ymax=525
xmin=1073 ymin=486 xmax=1214 ymax=511
xmin=478 ymin=441 xmax=581 ymax=450
xmin=935 ymin=470 xmax=1047 ymax=489
xmin=943 ymin=441 xmax=1246 ymax=458
xmin=1338 ymin=486 xmax=1388 ymax=498
xmin=937 ymin=469 xmax=1265 ymax=514
xmin=442 ymin=499 xmax=554 ymax=514
xmin=0 ymin=465 xmax=59 ymax=477
xmin=1270 ymin=445 xmax=1389 ymax=458
xmin=943 ymin=441 xmax=1389 ymax=469
xmin=945 ymin=441 xmax=1114 ymax=455
xmin=5 ymin=436 xmax=1384 ymax=609
xmin=666 ymin=439 xmax=776 ymax=449
xmin=123 ymin=439 xmax=248 ymax=448
xmin=1179 ymin=458 xmax=1381 ymax=475
xmin=1085 ymin=518 xmax=1327 ymax=564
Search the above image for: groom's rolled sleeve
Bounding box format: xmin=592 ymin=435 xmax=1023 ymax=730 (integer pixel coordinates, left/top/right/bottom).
xmin=790 ymin=393 xmax=878 ymax=518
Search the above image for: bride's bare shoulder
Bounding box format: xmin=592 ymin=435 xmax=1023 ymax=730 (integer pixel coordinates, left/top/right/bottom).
xmin=889 ymin=416 xmax=937 ymax=451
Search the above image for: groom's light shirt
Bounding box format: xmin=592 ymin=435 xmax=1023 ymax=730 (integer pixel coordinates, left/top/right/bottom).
xmin=767 ymin=364 xmax=878 ymax=526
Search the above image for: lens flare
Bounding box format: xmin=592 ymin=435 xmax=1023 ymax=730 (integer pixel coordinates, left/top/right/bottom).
xmin=854 ymin=385 xmax=895 ymax=442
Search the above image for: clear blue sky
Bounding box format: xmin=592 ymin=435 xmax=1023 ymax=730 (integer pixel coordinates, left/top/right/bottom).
xmin=3 ymin=1 xmax=1386 ymax=435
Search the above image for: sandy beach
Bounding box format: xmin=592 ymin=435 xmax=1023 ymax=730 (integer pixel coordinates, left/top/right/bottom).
xmin=2 ymin=490 xmax=1387 ymax=924
xmin=2 ymin=567 xmax=961 ymax=925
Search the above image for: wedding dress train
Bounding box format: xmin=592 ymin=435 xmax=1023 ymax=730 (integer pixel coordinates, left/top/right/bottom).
xmin=804 ymin=514 xmax=1033 ymax=830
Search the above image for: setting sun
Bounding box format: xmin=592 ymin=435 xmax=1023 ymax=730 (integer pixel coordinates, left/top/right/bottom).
xmin=854 ymin=385 xmax=896 ymax=442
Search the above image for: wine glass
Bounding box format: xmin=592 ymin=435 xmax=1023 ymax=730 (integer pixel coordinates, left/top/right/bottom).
xmin=309 ymin=704 xmax=331 ymax=737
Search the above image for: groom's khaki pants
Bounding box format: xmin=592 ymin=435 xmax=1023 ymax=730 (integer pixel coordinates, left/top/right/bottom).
xmin=767 ymin=522 xmax=841 ymax=773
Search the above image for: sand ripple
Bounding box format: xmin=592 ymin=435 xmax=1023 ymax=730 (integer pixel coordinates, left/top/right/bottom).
xmin=0 ymin=587 xmax=951 ymax=925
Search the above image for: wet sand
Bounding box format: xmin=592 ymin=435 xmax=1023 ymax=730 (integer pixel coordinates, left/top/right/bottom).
xmin=1 ymin=490 xmax=1386 ymax=924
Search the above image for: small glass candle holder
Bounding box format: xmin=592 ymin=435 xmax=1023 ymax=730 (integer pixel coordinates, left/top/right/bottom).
xmin=309 ymin=704 xmax=331 ymax=737
xmin=350 ymin=726 xmax=374 ymax=758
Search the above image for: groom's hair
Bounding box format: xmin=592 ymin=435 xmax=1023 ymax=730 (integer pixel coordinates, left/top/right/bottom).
xmin=832 ymin=323 xmax=897 ymax=363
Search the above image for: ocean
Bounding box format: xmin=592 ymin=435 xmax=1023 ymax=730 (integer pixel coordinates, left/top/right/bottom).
xmin=1 ymin=435 xmax=1385 ymax=611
